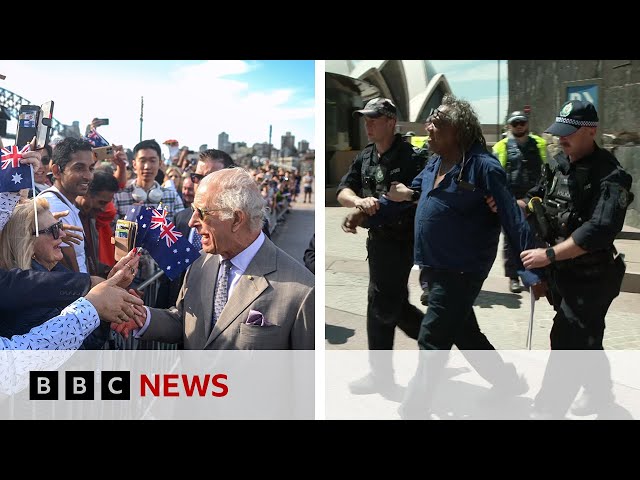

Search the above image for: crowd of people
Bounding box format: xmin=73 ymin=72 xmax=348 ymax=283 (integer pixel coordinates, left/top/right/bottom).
xmin=0 ymin=125 xmax=315 ymax=352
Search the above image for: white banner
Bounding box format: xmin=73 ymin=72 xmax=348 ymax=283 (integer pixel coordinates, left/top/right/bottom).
xmin=0 ymin=350 xmax=314 ymax=420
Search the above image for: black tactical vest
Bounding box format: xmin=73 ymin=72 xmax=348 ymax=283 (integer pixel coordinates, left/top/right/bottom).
xmin=542 ymin=155 xmax=593 ymax=242
xmin=361 ymin=144 xmax=388 ymax=199
xmin=506 ymin=137 xmax=543 ymax=194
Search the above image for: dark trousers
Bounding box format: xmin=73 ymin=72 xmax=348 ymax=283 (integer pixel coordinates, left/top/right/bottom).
xmin=402 ymin=269 xmax=517 ymax=412
xmin=366 ymin=229 xmax=423 ymax=351
xmin=534 ymin=260 xmax=624 ymax=414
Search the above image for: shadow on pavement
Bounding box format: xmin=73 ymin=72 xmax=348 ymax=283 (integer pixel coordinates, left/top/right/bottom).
xmin=474 ymin=290 xmax=523 ymax=309
xmin=325 ymin=324 xmax=356 ymax=344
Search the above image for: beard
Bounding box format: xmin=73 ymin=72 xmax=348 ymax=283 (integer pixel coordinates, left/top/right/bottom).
xmin=512 ymin=129 xmax=529 ymax=138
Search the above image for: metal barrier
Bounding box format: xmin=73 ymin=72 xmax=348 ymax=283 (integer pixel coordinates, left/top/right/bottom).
xmin=267 ymin=196 xmax=290 ymax=235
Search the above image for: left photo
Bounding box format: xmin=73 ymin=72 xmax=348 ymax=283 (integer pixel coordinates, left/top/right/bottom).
xmin=0 ymin=60 xmax=315 ymax=419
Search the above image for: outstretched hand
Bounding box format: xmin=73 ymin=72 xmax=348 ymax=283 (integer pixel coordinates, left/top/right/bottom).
xmin=85 ymin=270 xmax=144 ymax=323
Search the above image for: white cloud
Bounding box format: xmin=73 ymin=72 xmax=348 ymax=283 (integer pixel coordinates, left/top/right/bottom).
xmin=0 ymin=60 xmax=314 ymax=152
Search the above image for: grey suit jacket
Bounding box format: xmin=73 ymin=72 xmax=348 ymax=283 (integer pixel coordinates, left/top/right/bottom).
xmin=142 ymin=237 xmax=315 ymax=349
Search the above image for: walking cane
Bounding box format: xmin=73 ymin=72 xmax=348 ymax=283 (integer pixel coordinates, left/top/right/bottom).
xmin=526 ymin=291 xmax=535 ymax=350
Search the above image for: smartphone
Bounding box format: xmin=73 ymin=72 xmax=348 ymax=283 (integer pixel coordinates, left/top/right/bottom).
xmin=93 ymin=145 xmax=114 ymax=162
xmin=15 ymin=104 xmax=40 ymax=148
xmin=36 ymin=101 xmax=54 ymax=150
xmin=97 ymin=118 xmax=109 ymax=126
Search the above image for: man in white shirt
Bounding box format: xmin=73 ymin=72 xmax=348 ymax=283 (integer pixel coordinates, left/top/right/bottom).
xmin=38 ymin=137 xmax=95 ymax=273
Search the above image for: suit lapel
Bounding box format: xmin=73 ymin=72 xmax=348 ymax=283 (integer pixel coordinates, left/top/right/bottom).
xmin=205 ymin=239 xmax=277 ymax=348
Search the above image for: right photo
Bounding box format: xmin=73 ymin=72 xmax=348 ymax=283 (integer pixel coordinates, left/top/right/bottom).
xmin=325 ymin=60 xmax=640 ymax=420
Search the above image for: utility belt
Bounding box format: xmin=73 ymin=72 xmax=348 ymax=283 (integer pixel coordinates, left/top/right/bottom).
xmin=552 ymin=248 xmax=616 ymax=277
xmin=369 ymin=220 xmax=414 ymax=240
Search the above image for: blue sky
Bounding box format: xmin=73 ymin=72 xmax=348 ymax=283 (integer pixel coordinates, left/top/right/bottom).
xmin=430 ymin=60 xmax=509 ymax=124
xmin=0 ymin=60 xmax=315 ymax=155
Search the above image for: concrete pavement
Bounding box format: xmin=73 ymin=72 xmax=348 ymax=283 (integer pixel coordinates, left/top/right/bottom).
xmin=270 ymin=191 xmax=315 ymax=268
xmin=325 ymin=206 xmax=640 ymax=350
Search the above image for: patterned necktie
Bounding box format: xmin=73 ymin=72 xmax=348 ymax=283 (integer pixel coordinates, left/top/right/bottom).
xmin=191 ymin=228 xmax=202 ymax=250
xmin=212 ymin=259 xmax=232 ymax=327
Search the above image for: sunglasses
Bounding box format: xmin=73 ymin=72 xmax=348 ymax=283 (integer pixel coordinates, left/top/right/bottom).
xmin=190 ymin=173 xmax=205 ymax=184
xmin=33 ymin=220 xmax=63 ymax=240
xmin=511 ymin=121 xmax=527 ymax=127
xmin=190 ymin=203 xmax=228 ymax=220
xmin=426 ymin=107 xmax=448 ymax=125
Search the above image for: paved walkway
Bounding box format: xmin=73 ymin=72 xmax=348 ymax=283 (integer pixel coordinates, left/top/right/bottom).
xmin=270 ymin=190 xmax=315 ymax=268
xmin=325 ymin=207 xmax=640 ymax=350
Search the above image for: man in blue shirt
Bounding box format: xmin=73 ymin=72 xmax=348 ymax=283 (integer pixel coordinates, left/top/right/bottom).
xmin=369 ymin=94 xmax=546 ymax=418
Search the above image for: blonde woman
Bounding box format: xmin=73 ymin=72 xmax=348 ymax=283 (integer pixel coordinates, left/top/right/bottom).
xmin=0 ymin=198 xmax=138 ymax=348
xmin=0 ymin=198 xmax=72 ymax=337
xmin=163 ymin=166 xmax=184 ymax=193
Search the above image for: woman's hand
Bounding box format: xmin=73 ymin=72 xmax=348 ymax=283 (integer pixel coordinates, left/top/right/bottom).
xmin=107 ymin=249 xmax=141 ymax=288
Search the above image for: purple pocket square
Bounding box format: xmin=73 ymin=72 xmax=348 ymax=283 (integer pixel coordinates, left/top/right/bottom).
xmin=245 ymin=309 xmax=273 ymax=327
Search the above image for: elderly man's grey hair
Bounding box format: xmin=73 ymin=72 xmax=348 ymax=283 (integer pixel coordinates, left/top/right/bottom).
xmin=201 ymin=167 xmax=266 ymax=232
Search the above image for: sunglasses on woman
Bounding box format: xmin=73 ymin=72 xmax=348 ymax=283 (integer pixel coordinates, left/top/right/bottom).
xmin=33 ymin=220 xmax=64 ymax=240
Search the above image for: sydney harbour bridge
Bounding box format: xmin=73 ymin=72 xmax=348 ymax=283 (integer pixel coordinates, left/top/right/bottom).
xmin=0 ymin=87 xmax=81 ymax=140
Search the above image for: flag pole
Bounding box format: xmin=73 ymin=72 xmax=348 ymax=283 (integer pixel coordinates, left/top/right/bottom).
xmin=31 ymin=165 xmax=38 ymax=236
xmin=139 ymin=96 xmax=144 ymax=143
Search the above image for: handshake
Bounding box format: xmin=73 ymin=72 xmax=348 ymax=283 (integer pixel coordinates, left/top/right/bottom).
xmin=85 ymin=249 xmax=147 ymax=330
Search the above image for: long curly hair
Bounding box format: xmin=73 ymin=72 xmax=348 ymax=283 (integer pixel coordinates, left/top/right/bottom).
xmin=440 ymin=94 xmax=487 ymax=153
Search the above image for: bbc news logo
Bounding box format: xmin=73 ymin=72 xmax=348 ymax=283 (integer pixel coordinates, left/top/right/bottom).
xmin=29 ymin=371 xmax=229 ymax=400
xmin=30 ymin=371 xmax=131 ymax=400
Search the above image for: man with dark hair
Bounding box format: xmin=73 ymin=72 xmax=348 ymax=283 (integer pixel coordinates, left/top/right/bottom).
xmin=113 ymin=139 xmax=184 ymax=223
xmin=38 ymin=137 xmax=95 ymax=273
xmin=189 ymin=149 xmax=236 ymax=185
xmin=74 ymin=170 xmax=121 ymax=349
xmin=76 ymin=170 xmax=120 ymax=277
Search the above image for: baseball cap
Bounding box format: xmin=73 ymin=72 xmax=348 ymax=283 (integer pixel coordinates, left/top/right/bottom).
xmin=507 ymin=111 xmax=528 ymax=124
xmin=353 ymin=97 xmax=397 ymax=119
xmin=545 ymin=100 xmax=599 ymax=137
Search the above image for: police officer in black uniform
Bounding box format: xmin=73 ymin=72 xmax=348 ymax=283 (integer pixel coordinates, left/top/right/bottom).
xmin=337 ymin=97 xmax=424 ymax=396
xmin=520 ymin=100 xmax=634 ymax=417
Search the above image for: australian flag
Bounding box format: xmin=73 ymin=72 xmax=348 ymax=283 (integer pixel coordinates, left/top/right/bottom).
xmin=0 ymin=145 xmax=33 ymax=192
xmin=124 ymin=205 xmax=200 ymax=280
xmin=84 ymin=128 xmax=110 ymax=147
